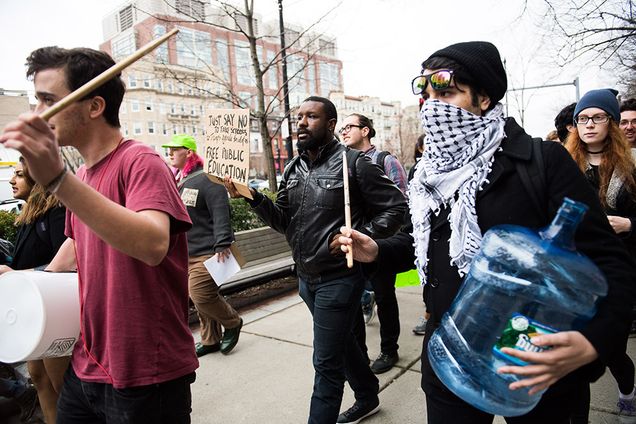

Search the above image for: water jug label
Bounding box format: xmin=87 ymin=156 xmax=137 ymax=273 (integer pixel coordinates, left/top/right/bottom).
xmin=492 ymin=313 xmax=556 ymax=366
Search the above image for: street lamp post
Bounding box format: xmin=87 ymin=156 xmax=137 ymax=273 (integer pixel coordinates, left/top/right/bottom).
xmin=278 ymin=0 xmax=294 ymax=166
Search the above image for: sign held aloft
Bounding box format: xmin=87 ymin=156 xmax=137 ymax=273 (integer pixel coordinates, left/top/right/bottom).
xmin=204 ymin=108 xmax=252 ymax=199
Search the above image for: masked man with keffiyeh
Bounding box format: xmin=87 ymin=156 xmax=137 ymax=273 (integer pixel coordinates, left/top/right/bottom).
xmin=334 ymin=41 xmax=635 ymax=423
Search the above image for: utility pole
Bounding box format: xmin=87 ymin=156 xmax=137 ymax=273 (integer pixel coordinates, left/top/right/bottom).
xmin=278 ymin=0 xmax=294 ymax=166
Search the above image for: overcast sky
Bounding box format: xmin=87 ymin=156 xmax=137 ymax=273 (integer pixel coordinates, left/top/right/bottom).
xmin=0 ymin=0 xmax=621 ymax=137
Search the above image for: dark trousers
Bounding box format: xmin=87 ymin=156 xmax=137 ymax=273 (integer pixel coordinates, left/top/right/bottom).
xmin=425 ymin=377 xmax=578 ymax=424
xmin=299 ymin=271 xmax=379 ymax=424
xmin=353 ymin=270 xmax=400 ymax=358
xmin=56 ymin=367 xmax=195 ymax=424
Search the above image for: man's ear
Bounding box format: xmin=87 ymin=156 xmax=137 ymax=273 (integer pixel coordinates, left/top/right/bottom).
xmin=361 ymin=126 xmax=370 ymax=138
xmin=328 ymin=118 xmax=337 ymax=133
xmin=478 ymin=93 xmax=492 ymax=114
xmin=88 ymin=96 xmax=106 ymax=119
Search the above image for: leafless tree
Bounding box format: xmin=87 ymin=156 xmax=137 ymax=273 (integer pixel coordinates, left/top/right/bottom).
xmin=140 ymin=0 xmax=339 ymax=191
xmin=531 ymin=0 xmax=635 ymax=94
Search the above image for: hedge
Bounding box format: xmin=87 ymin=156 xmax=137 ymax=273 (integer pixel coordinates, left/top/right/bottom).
xmin=229 ymin=190 xmax=276 ymax=232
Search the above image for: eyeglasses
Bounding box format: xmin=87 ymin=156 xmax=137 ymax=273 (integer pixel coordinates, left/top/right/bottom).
xmin=620 ymin=119 xmax=636 ymax=127
xmin=575 ymin=114 xmax=610 ymax=125
xmin=339 ymin=124 xmax=364 ymax=135
xmin=411 ymin=70 xmax=455 ymax=95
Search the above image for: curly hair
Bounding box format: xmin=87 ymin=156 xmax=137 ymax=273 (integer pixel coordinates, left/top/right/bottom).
xmin=565 ymin=121 xmax=636 ymax=208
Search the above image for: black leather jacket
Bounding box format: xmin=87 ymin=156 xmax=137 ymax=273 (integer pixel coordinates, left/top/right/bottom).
xmin=250 ymin=139 xmax=407 ymax=281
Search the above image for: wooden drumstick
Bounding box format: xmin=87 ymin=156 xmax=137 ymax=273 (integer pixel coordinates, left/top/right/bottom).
xmin=342 ymin=151 xmax=354 ymax=268
xmin=40 ymin=28 xmax=179 ymax=121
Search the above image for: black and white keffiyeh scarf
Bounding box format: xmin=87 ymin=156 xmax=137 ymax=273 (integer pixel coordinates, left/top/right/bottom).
xmin=409 ymin=100 xmax=506 ymax=283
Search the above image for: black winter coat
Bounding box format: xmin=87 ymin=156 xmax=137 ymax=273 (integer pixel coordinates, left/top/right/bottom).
xmin=376 ymin=118 xmax=635 ymax=395
xmin=250 ymin=139 xmax=407 ymax=280
xmin=12 ymin=206 xmax=66 ymax=270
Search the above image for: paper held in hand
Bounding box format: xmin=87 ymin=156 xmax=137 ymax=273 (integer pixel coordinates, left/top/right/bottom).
xmin=203 ymin=244 xmax=246 ymax=286
xmin=204 ymin=108 xmax=252 ymax=199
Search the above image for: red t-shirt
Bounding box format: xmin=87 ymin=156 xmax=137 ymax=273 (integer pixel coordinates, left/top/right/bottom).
xmin=66 ymin=140 xmax=198 ymax=388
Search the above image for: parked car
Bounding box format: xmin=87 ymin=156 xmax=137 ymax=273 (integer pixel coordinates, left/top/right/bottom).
xmin=0 ymin=199 xmax=23 ymax=214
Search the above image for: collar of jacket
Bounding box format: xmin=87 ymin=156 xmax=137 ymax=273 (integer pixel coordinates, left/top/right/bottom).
xmin=500 ymin=117 xmax=534 ymax=162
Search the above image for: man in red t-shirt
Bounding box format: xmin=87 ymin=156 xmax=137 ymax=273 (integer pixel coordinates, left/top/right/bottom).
xmin=1 ymin=47 xmax=198 ymax=423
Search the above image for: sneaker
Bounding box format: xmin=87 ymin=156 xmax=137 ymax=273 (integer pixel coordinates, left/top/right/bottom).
xmin=361 ymin=291 xmax=376 ymax=325
xmin=16 ymin=384 xmax=38 ymax=422
xmin=371 ymin=352 xmax=399 ymax=374
xmin=618 ymin=389 xmax=636 ymax=416
xmin=337 ymin=399 xmax=380 ymax=424
xmin=412 ymin=316 xmax=427 ymax=335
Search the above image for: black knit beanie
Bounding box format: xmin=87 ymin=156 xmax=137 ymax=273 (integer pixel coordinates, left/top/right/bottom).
xmin=425 ymin=41 xmax=507 ymax=103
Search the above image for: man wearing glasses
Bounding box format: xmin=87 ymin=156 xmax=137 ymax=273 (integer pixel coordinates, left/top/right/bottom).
xmin=335 ymin=41 xmax=634 ymax=423
xmin=225 ymin=96 xmax=406 ymax=424
xmin=620 ymin=98 xmax=636 ymax=147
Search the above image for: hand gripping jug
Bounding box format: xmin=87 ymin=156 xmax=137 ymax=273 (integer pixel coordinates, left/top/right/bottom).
xmin=427 ymin=198 xmax=607 ymax=416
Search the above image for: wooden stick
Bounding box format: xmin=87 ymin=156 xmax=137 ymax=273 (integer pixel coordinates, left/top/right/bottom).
xmin=342 ymin=151 xmax=354 ymax=268
xmin=40 ymin=28 xmax=179 ymax=121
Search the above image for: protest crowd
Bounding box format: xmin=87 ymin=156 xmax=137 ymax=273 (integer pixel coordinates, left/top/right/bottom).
xmin=0 ymin=36 xmax=635 ymax=424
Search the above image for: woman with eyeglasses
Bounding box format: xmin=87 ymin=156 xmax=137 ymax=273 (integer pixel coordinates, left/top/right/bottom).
xmin=0 ymin=157 xmax=68 ymax=423
xmin=565 ymin=88 xmax=636 ymax=420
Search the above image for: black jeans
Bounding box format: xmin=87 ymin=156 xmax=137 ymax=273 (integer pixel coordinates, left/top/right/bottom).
xmin=56 ymin=367 xmax=195 ymax=424
xmin=353 ymin=269 xmax=401 ymax=358
xmin=425 ymin=380 xmax=577 ymax=424
xmin=299 ymin=271 xmax=379 ymax=424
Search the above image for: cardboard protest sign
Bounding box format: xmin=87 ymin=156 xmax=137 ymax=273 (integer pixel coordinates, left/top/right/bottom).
xmin=204 ymin=108 xmax=252 ymax=199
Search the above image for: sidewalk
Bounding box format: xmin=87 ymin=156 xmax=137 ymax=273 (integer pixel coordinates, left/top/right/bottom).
xmin=192 ymin=286 xmax=636 ymax=423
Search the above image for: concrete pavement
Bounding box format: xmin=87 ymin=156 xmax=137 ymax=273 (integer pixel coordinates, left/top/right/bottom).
xmin=191 ymin=285 xmax=636 ymax=423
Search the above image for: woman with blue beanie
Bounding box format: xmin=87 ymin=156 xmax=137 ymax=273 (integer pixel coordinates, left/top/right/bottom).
xmin=566 ymin=88 xmax=636 ymax=419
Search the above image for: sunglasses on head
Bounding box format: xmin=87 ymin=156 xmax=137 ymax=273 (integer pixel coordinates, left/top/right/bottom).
xmin=411 ymin=69 xmax=455 ymax=95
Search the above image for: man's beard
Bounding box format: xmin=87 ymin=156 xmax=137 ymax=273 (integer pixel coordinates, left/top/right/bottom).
xmin=297 ymin=128 xmax=328 ymax=151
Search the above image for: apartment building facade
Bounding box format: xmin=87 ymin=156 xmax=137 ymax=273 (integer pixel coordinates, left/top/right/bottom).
xmin=99 ymin=0 xmax=343 ymax=177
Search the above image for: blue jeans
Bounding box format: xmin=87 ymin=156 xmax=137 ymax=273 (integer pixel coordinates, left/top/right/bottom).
xmin=56 ymin=366 xmax=195 ymax=424
xmin=299 ymin=271 xmax=379 ymax=424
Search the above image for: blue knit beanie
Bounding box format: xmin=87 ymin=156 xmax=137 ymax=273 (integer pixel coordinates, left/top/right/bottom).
xmin=574 ymin=89 xmax=620 ymax=122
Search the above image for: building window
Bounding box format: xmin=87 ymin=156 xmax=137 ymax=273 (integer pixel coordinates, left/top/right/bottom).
xmin=154 ymin=25 xmax=168 ymax=63
xmin=192 ymin=126 xmax=197 ymax=135
xmin=284 ymin=28 xmax=300 ymax=46
xmin=267 ymin=50 xmax=278 ymax=90
xmin=170 ymin=103 xmax=176 ymax=114
xmin=118 ymin=5 xmax=134 ymax=31
xmin=159 ymin=103 xmax=166 ymax=114
xmin=176 ymin=27 xmax=212 ymax=68
xmin=215 ymin=40 xmax=230 ymax=81
xmin=133 ymin=122 xmax=142 ymax=135
xmin=112 ymin=32 xmax=136 ymax=60
xmin=319 ymin=39 xmax=336 ymax=56
xmin=143 ymin=78 xmax=151 ymax=88
xmin=235 ymin=41 xmax=253 ymax=86
xmin=128 ymin=75 xmax=137 ymax=88
xmin=173 ymin=125 xmax=178 ymax=135
xmin=148 ymin=122 xmax=155 ymax=134
xmin=319 ymin=62 xmax=340 ymax=96
xmin=131 ymin=100 xmax=140 ymax=112
xmin=167 ymin=81 xmax=173 ymax=93
xmin=234 ymin=13 xmax=258 ymax=35
xmin=120 ymin=101 xmax=127 ymax=114
xmin=175 ymin=0 xmax=205 ymax=20
xmin=162 ymin=123 xmax=169 ymax=135
xmin=145 ymin=101 xmax=153 ymax=112
xmin=122 ymin=123 xmax=129 ymax=136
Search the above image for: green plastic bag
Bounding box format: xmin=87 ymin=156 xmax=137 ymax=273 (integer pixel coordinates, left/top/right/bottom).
xmin=395 ymin=269 xmax=420 ymax=287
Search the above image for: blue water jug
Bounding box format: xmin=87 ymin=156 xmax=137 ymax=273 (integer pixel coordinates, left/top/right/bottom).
xmin=427 ymin=198 xmax=608 ymax=416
